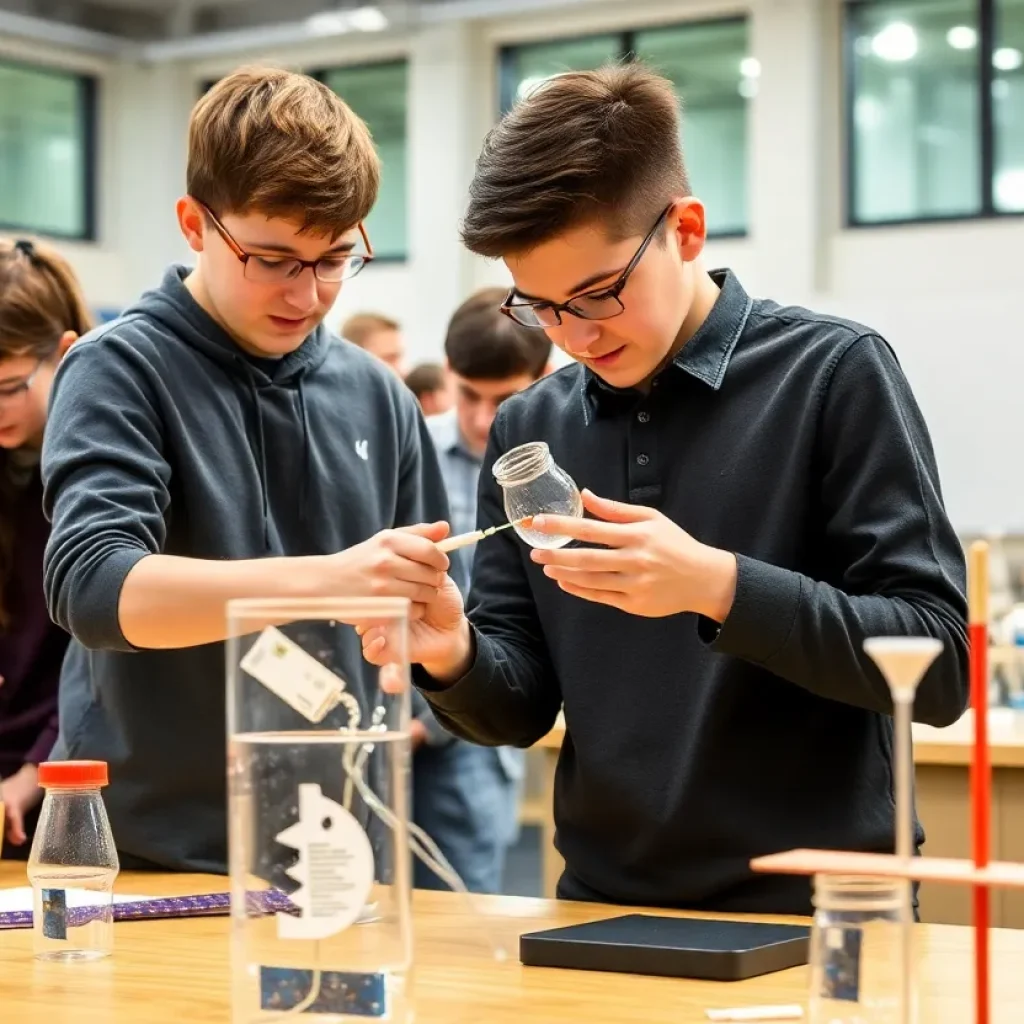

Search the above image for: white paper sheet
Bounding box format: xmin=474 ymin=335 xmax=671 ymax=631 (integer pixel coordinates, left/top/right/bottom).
xmin=0 ymin=887 xmax=157 ymax=912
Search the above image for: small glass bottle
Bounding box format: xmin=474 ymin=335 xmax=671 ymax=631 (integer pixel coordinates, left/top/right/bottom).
xmin=27 ymin=760 xmax=119 ymax=962
xmin=808 ymin=874 xmax=913 ymax=1024
xmin=492 ymin=441 xmax=583 ymax=550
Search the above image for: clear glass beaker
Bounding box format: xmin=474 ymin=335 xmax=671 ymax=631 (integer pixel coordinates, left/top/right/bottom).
xmin=808 ymin=875 xmax=914 ymax=1024
xmin=492 ymin=441 xmax=583 ymax=549
xmin=226 ymin=597 xmax=413 ymax=1024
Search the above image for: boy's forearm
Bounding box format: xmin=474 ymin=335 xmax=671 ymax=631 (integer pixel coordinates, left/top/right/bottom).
xmin=118 ymin=553 xmax=330 ymax=650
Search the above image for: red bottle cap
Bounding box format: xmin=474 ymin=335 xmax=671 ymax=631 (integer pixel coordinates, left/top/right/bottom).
xmin=37 ymin=760 xmax=109 ymax=788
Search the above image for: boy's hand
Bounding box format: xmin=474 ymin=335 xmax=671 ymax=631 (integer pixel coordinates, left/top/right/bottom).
xmin=326 ymin=522 xmax=451 ymax=617
xmin=360 ymin=574 xmax=471 ymax=684
xmin=2 ymin=763 xmax=42 ymax=847
xmin=530 ymin=489 xmax=737 ymax=622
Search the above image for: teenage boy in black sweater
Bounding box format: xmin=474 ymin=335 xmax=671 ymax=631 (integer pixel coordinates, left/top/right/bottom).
xmin=361 ymin=63 xmax=968 ymax=915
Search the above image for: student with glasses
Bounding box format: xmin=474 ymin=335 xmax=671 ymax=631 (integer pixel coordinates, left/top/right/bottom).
xmin=360 ymin=64 xmax=968 ymax=916
xmin=0 ymin=238 xmax=92 ymax=857
xmin=40 ymin=68 xmax=453 ymax=874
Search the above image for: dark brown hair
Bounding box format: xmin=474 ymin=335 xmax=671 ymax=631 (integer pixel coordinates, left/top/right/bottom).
xmin=188 ymin=65 xmax=380 ymax=238
xmin=0 ymin=238 xmax=93 ymax=630
xmin=462 ymin=62 xmax=689 ymax=258
xmin=445 ymin=287 xmax=551 ymax=380
xmin=341 ymin=312 xmax=400 ymax=348
xmin=404 ymin=362 xmax=448 ymax=399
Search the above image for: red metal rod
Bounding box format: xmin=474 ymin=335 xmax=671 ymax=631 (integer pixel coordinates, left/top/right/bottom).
xmin=968 ymin=541 xmax=991 ymax=1024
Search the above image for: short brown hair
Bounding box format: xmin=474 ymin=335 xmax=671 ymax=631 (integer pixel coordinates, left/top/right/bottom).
xmin=187 ymin=66 xmax=379 ymax=237
xmin=404 ymin=362 xmax=448 ymax=399
xmin=445 ymin=287 xmax=551 ymax=380
xmin=462 ymin=62 xmax=688 ymax=258
xmin=342 ymin=312 xmax=400 ymax=348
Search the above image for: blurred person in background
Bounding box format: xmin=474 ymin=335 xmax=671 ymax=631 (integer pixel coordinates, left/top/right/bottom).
xmin=405 ymin=362 xmax=452 ymax=417
xmin=413 ymin=287 xmax=552 ymax=893
xmin=0 ymin=238 xmax=91 ymax=857
xmin=342 ymin=311 xmax=408 ymax=378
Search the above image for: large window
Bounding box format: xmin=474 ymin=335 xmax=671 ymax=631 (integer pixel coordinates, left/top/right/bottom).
xmin=499 ymin=19 xmax=752 ymax=238
xmin=846 ymin=0 xmax=1024 ymax=224
xmin=318 ymin=62 xmax=408 ymax=260
xmin=995 ymin=0 xmax=1024 ymax=211
xmin=0 ymin=60 xmax=96 ymax=240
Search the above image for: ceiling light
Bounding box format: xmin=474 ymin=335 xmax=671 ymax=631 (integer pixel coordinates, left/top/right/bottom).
xmin=871 ymin=22 xmax=918 ymax=62
xmin=740 ymin=57 xmax=761 ymax=78
xmin=946 ymin=25 xmax=977 ymax=50
xmin=738 ymin=77 xmax=758 ymax=99
xmin=306 ymin=6 xmax=387 ymax=36
xmin=993 ymin=47 xmax=1024 ymax=72
xmin=349 ymin=6 xmax=388 ymax=32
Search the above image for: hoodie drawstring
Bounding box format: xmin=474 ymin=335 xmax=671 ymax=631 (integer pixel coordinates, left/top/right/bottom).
xmin=241 ymin=363 xmax=272 ymax=551
xmin=296 ymin=379 xmax=312 ymax=533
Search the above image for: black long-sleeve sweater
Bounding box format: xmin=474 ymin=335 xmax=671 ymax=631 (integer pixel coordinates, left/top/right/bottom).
xmin=415 ymin=269 xmax=968 ymax=916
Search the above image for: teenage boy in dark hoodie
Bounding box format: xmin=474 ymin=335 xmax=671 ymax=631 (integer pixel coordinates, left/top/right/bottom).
xmin=41 ymin=67 xmax=454 ymax=873
xmin=360 ymin=64 xmax=969 ymax=916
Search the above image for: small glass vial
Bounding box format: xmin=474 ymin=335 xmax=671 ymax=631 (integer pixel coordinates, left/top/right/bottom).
xmin=27 ymin=760 xmax=119 ymax=962
xmin=492 ymin=441 xmax=583 ymax=550
xmin=808 ymin=875 xmax=913 ymax=1024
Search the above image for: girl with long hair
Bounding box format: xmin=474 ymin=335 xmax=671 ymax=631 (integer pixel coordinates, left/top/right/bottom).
xmin=0 ymin=237 xmax=92 ymax=857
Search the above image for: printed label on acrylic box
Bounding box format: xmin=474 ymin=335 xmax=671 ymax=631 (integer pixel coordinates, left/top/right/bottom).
xmin=275 ymin=783 xmax=374 ymax=941
xmin=241 ymin=626 xmax=347 ymax=723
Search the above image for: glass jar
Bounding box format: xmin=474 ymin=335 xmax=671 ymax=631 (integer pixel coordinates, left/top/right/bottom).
xmin=808 ymin=875 xmax=914 ymax=1024
xmin=27 ymin=759 xmax=119 ymax=962
xmin=226 ymin=597 xmax=414 ymax=1023
xmin=491 ymin=441 xmax=583 ymax=550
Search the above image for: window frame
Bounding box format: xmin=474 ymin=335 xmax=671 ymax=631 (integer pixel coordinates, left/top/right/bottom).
xmin=0 ymin=57 xmax=98 ymax=242
xmin=497 ymin=16 xmax=752 ymax=241
xmin=844 ymin=0 xmax=1022 ymax=227
xmin=310 ymin=59 xmax=410 ymax=264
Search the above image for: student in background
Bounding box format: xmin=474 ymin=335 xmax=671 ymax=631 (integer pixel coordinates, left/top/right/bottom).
xmin=40 ymin=67 xmax=452 ymax=874
xmin=414 ymin=287 xmax=552 ymax=894
xmin=341 ymin=312 xmax=408 ymax=378
xmin=0 ymin=238 xmax=91 ymax=857
xmin=405 ymin=362 xmax=452 ymax=417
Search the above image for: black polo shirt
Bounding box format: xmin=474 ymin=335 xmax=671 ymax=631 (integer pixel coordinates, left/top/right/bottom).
xmin=416 ymin=268 xmax=968 ymax=915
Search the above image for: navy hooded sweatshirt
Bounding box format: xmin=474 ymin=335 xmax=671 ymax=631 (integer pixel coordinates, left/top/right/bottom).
xmin=41 ymin=265 xmax=450 ymax=873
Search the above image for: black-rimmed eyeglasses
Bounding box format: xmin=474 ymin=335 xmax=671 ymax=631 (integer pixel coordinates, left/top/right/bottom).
xmin=500 ymin=205 xmax=672 ymax=329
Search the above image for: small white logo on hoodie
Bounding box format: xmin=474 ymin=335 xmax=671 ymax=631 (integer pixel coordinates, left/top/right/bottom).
xmin=354 ymin=440 xmax=369 ymax=461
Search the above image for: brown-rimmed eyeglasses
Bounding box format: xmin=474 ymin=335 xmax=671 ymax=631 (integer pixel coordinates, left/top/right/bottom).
xmin=500 ymin=205 xmax=673 ymax=328
xmin=195 ymin=199 xmax=374 ymax=284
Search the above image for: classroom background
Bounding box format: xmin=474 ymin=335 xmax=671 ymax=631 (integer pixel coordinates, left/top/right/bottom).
xmin=2 ymin=0 xmax=1024 ymax=908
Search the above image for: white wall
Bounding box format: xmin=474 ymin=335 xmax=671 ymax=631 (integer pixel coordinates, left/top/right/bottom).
xmin=1 ymin=0 xmax=1021 ymax=533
